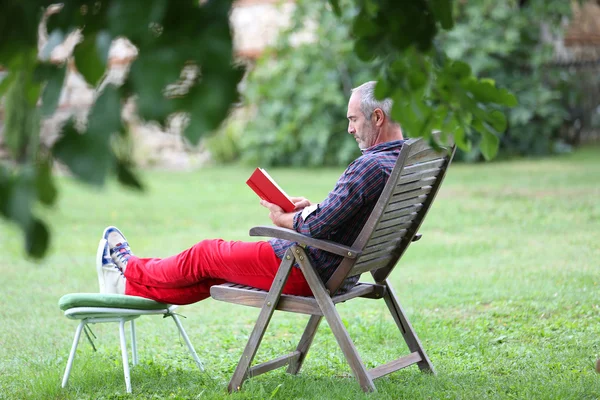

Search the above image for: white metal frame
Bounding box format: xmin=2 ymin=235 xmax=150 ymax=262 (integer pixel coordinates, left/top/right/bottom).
xmin=61 ymin=305 xmax=203 ymax=393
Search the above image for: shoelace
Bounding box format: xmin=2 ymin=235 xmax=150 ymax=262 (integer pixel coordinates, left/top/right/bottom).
xmin=110 ymin=241 xmax=132 ymax=272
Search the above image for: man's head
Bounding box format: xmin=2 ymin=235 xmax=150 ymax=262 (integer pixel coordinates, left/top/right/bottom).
xmin=347 ymin=81 xmax=402 ymax=150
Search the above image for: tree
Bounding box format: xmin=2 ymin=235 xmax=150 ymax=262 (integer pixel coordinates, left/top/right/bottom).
xmin=332 ymin=0 xmax=518 ymax=160
xmin=227 ymin=0 xmax=519 ymax=167
xmin=0 ymin=0 xmax=516 ymax=258
xmin=439 ymin=0 xmax=576 ymax=159
xmin=1 ymin=0 xmax=243 ymax=257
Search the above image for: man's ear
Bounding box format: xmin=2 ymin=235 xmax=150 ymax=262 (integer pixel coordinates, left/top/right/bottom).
xmin=373 ymin=108 xmax=385 ymax=127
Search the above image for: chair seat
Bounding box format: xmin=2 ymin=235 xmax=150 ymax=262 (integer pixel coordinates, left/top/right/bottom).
xmin=59 ymin=293 xmax=169 ymax=312
xmin=210 ymin=282 xmax=386 ymax=316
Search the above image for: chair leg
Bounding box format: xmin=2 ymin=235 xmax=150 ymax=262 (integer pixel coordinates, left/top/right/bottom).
xmin=286 ymin=315 xmax=322 ymax=375
xmin=296 ymin=246 xmax=376 ymax=392
xmin=228 ymin=253 xmax=294 ymax=393
xmin=118 ymin=319 xmax=132 ymax=393
xmin=62 ymin=320 xmax=86 ymax=388
xmin=382 ymin=279 xmax=435 ymax=373
xmin=170 ymin=313 xmax=204 ymax=371
xmin=131 ymin=320 xmax=138 ymax=366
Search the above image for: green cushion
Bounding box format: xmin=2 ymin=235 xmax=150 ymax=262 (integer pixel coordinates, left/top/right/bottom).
xmin=58 ymin=293 xmax=169 ymax=311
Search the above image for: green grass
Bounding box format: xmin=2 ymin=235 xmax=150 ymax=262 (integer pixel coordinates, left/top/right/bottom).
xmin=1 ymin=147 xmax=599 ymax=399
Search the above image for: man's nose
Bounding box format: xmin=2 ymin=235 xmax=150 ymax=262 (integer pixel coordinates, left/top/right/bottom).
xmin=348 ymin=125 xmax=355 ymax=134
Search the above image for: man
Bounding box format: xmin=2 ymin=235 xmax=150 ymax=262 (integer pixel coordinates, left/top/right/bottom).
xmin=100 ymin=81 xmax=405 ymax=305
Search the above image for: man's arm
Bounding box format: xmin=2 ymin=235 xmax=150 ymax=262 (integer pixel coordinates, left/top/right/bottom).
xmin=261 ymin=156 xmax=383 ymax=235
xmin=293 ymin=157 xmax=384 ymax=239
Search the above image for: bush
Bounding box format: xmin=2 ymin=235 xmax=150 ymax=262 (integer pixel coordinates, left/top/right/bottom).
xmin=211 ymin=0 xmax=579 ymax=166
xmin=439 ymin=0 xmax=578 ymax=159
xmin=236 ymin=0 xmax=377 ymax=167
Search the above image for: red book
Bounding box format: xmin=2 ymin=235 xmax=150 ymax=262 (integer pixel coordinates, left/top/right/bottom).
xmin=246 ymin=168 xmax=296 ymax=213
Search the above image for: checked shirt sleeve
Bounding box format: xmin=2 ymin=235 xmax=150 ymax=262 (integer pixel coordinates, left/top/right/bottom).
xmin=292 ymin=156 xmax=386 ymax=239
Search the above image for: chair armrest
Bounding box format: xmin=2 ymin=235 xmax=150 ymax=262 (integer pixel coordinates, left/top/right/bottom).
xmin=412 ymin=233 xmax=423 ymax=242
xmin=249 ymin=226 xmax=361 ymax=259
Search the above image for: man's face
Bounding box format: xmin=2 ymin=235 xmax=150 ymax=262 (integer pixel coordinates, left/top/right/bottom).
xmin=347 ymin=93 xmax=375 ymax=150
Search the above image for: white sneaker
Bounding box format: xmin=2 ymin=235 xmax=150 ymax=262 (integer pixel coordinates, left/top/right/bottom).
xmin=95 ymin=238 xmax=125 ymax=294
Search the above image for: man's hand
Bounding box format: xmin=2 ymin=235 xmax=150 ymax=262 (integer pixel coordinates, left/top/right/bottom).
xmin=290 ymin=196 xmax=311 ymax=211
xmin=260 ymin=200 xmax=295 ymax=229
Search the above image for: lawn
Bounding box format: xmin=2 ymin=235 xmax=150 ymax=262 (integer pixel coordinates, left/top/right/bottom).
xmin=0 ymin=147 xmax=599 ymax=399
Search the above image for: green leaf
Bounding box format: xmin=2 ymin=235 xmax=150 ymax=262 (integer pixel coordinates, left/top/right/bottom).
xmin=35 ymin=156 xmax=58 ymax=206
xmin=6 ymin=172 xmax=34 ymax=228
xmin=430 ymin=0 xmax=454 ymax=30
xmin=87 ymin=84 xmax=123 ymax=135
xmin=390 ymin=90 xmax=430 ymax=139
xmin=116 ymin=160 xmax=144 ymax=191
xmin=363 ymin=0 xmax=380 ymax=17
xmin=407 ymin=68 xmax=429 ymax=91
xmin=127 ymin=48 xmax=183 ymax=122
xmin=3 ymin=71 xmax=41 ymax=160
xmin=449 ymin=61 xmax=472 ymax=80
xmin=374 ymin=80 xmax=390 ymax=100
xmin=353 ymin=39 xmax=375 ymax=62
xmin=53 ymin=84 xmax=120 ymax=185
xmin=182 ymin=67 xmax=244 ymax=145
xmin=0 ymin=70 xmax=16 ymax=97
xmin=453 ymin=114 xmax=470 ymax=151
xmin=485 ymin=110 xmax=507 ymax=133
xmin=328 ymin=0 xmax=341 ymax=16
xmin=107 ymin=0 xmax=168 ymax=42
xmin=4 ymin=51 xmax=43 ymax=107
xmin=352 ymin=11 xmax=380 ymax=38
xmin=74 ymin=32 xmax=107 ymax=86
xmin=25 ymin=218 xmax=50 ymax=259
xmin=0 ymin=166 xmax=9 ymax=218
xmin=53 ymin=120 xmax=112 ymax=186
xmin=35 ymin=63 xmax=66 ymax=117
xmin=465 ymin=79 xmax=518 ymax=107
xmin=480 ymin=130 xmax=500 ymax=161
xmin=498 ymin=88 xmax=518 ymax=107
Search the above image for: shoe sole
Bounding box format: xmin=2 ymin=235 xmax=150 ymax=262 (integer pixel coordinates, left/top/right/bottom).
xmin=96 ymin=238 xmax=108 ymax=293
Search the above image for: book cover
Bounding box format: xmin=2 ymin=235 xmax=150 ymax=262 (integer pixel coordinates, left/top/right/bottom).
xmin=246 ymin=168 xmax=296 ymax=213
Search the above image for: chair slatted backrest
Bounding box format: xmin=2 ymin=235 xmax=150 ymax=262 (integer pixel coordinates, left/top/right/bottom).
xmin=325 ymin=136 xmax=455 ymax=292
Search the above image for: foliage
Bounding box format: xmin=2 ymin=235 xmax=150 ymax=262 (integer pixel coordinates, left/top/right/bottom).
xmin=1 ymin=0 xmax=520 ymax=257
xmin=439 ymin=0 xmax=576 ymax=159
xmin=0 ymin=0 xmax=243 ymax=257
xmin=235 ymin=1 xmax=375 ymax=167
xmin=344 ymin=0 xmax=517 ymax=160
xmin=1 ymin=147 xmax=599 ymax=398
xmin=234 ymin=0 xmax=517 ymax=168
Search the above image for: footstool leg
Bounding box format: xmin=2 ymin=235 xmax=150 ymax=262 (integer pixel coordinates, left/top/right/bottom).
xmin=118 ymin=319 xmax=132 ymax=393
xmin=171 ymin=314 xmax=204 ymax=371
xmin=62 ymin=320 xmax=86 ymax=388
xmin=131 ymin=320 xmax=138 ymax=366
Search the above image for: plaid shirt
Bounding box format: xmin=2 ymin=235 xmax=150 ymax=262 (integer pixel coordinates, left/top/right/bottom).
xmin=269 ymin=139 xmax=405 ymax=292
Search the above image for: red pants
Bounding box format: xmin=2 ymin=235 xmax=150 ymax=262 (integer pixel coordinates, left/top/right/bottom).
xmin=124 ymin=239 xmax=312 ymax=305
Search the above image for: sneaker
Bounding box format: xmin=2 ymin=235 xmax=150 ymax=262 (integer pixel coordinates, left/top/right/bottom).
xmin=95 ymin=238 xmax=125 ymax=294
xmin=103 ymin=226 xmax=133 ymax=272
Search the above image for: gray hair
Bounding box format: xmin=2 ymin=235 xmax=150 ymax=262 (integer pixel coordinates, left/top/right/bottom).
xmin=350 ymin=81 xmax=394 ymax=120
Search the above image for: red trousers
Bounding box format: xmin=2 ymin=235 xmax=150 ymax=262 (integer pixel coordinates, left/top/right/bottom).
xmin=124 ymin=239 xmax=312 ymax=305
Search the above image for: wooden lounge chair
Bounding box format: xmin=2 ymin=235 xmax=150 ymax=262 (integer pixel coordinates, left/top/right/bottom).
xmin=210 ymin=136 xmax=456 ymax=392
